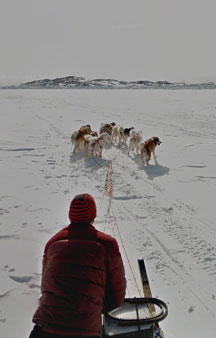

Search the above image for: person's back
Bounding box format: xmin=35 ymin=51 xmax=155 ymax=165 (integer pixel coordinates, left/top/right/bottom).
xmin=29 ymin=193 xmax=126 ymax=338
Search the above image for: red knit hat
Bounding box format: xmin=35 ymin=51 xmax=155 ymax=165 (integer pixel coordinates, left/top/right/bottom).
xmin=69 ymin=193 xmax=97 ymax=223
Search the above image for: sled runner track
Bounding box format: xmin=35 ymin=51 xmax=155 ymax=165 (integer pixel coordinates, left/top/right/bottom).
xmin=115 ymin=206 xmax=216 ymax=317
xmin=103 ymin=201 xmax=216 ymax=317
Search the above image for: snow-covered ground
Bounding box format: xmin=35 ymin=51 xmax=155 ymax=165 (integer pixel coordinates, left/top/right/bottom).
xmin=0 ymin=88 xmax=216 ymax=338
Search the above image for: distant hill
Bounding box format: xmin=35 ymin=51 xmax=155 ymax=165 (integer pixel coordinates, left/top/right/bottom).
xmin=2 ymin=75 xmax=216 ymax=89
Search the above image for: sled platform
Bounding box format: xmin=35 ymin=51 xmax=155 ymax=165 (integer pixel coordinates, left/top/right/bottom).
xmin=102 ymin=259 xmax=168 ymax=338
xmin=102 ymin=298 xmax=153 ymax=337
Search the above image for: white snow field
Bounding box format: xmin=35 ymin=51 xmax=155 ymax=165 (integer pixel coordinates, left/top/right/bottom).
xmin=0 ymin=88 xmax=216 ymax=338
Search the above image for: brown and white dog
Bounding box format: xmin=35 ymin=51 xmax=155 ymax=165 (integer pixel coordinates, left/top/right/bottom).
xmin=99 ymin=123 xmax=115 ymax=135
xmin=99 ymin=123 xmax=116 ymax=143
xmin=71 ymin=125 xmax=92 ymax=145
xmin=72 ymin=134 xmax=88 ymax=153
xmin=71 ymin=125 xmax=98 ymax=153
xmin=140 ymin=136 xmax=162 ymax=165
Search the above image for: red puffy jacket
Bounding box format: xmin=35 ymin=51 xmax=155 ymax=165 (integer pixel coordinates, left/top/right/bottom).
xmin=33 ymin=223 xmax=126 ymax=336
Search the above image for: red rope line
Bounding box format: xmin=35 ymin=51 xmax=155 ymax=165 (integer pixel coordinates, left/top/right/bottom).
xmin=95 ymin=160 xmax=113 ymax=226
xmin=110 ymin=203 xmax=142 ymax=297
xmin=94 ymin=191 xmax=106 ymax=226
xmin=104 ymin=160 xmax=113 ymax=197
xmin=98 ymin=160 xmax=142 ymax=297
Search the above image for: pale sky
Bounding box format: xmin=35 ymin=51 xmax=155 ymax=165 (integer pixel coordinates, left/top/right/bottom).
xmin=1 ymin=0 xmax=216 ymax=84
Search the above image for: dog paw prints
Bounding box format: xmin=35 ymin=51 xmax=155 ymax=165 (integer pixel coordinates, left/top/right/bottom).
xmin=2 ymin=265 xmax=10 ymax=271
xmin=8 ymin=272 xmax=41 ymax=290
xmin=9 ymin=275 xmax=32 ymax=283
xmin=1 ymin=264 xmax=41 ymax=293
xmin=0 ymin=208 xmax=9 ymax=216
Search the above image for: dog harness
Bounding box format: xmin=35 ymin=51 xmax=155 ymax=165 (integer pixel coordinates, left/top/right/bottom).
xmin=92 ymin=139 xmax=100 ymax=148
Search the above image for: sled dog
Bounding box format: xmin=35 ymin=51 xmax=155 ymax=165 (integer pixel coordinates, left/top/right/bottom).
xmin=140 ymin=136 xmax=162 ymax=165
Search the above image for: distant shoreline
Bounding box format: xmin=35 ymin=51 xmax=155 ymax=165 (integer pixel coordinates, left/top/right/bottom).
xmin=1 ymin=75 xmax=216 ymax=90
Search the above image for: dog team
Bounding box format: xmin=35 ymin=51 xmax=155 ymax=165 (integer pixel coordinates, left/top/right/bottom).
xmin=71 ymin=123 xmax=162 ymax=166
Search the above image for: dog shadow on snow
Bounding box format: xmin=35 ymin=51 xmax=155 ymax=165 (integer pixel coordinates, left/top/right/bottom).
xmin=142 ymin=164 xmax=170 ymax=180
xmin=69 ymin=152 xmax=107 ymax=170
xmin=130 ymin=153 xmax=170 ymax=180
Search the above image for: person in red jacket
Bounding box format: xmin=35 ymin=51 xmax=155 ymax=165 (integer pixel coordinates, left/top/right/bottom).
xmin=29 ymin=193 xmax=126 ymax=338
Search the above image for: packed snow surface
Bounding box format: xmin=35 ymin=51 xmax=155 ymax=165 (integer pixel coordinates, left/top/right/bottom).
xmin=0 ymin=89 xmax=216 ymax=338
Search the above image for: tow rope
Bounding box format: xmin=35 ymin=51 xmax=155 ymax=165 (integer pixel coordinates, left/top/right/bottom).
xmin=97 ymin=159 xmax=142 ymax=297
